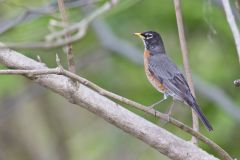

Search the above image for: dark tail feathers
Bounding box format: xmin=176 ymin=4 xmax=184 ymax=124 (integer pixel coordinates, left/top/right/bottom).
xmin=185 ymin=97 xmax=213 ymax=131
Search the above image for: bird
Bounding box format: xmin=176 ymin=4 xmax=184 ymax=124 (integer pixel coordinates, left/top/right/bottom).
xmin=134 ymin=31 xmax=213 ymax=131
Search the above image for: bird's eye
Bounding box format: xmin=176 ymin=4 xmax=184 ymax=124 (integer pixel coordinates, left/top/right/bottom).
xmin=145 ymin=33 xmax=153 ymax=39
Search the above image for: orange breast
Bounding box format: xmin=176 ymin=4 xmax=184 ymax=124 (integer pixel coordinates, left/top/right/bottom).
xmin=144 ymin=49 xmax=151 ymax=58
xmin=144 ymin=50 xmax=167 ymax=93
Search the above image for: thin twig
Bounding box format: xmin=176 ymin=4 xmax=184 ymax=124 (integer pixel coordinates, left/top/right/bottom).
xmin=57 ymin=0 xmax=75 ymax=73
xmin=222 ymin=0 xmax=240 ymax=62
xmin=0 ymin=0 xmax=101 ymax=34
xmin=0 ymin=0 xmax=118 ymax=49
xmin=174 ymin=0 xmax=199 ymax=144
xmin=46 ymin=0 xmax=118 ymax=41
xmin=0 ymin=67 xmax=233 ymax=160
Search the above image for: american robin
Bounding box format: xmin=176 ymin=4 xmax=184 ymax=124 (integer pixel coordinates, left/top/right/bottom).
xmin=134 ymin=31 xmax=213 ymax=131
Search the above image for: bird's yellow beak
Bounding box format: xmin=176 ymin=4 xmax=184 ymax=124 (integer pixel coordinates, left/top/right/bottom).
xmin=133 ymin=32 xmax=144 ymax=39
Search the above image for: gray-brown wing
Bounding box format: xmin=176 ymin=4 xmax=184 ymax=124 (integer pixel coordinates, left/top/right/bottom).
xmin=149 ymin=55 xmax=213 ymax=131
xmin=148 ymin=54 xmax=191 ymax=99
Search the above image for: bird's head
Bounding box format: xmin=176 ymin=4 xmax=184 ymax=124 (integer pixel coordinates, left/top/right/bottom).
xmin=134 ymin=31 xmax=165 ymax=53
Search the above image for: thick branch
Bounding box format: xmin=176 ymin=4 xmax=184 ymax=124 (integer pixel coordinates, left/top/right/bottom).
xmin=0 ymin=47 xmax=220 ymax=160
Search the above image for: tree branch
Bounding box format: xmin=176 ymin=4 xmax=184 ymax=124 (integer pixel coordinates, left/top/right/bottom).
xmin=221 ymin=0 xmax=240 ymax=62
xmin=0 ymin=45 xmax=233 ymax=160
xmin=174 ymin=0 xmax=199 ymax=144
xmin=0 ymin=0 xmax=118 ymax=49
xmin=57 ymin=0 xmax=75 ymax=73
xmin=0 ymin=0 xmax=101 ymax=34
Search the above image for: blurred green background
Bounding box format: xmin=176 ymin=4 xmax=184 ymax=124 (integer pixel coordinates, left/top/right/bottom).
xmin=0 ymin=0 xmax=240 ymax=159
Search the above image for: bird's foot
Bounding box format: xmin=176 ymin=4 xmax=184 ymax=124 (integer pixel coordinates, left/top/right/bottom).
xmin=145 ymin=97 xmax=168 ymax=117
xmin=162 ymin=113 xmax=170 ymax=122
xmin=158 ymin=113 xmax=171 ymax=127
xmin=147 ymin=103 xmax=157 ymax=110
xmin=145 ymin=104 xmax=157 ymax=117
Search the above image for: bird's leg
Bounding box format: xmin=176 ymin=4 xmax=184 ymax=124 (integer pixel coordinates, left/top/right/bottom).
xmin=148 ymin=94 xmax=168 ymax=109
xmin=163 ymin=100 xmax=176 ymax=122
xmin=157 ymin=100 xmax=176 ymax=127
xmin=146 ymin=95 xmax=168 ymax=117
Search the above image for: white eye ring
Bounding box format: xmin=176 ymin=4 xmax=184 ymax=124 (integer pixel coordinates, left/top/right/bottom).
xmin=145 ymin=33 xmax=153 ymax=39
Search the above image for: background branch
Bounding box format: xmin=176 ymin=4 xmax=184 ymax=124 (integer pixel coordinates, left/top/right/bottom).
xmin=57 ymin=0 xmax=75 ymax=73
xmin=0 ymin=0 xmax=100 ymax=34
xmin=0 ymin=0 xmax=118 ymax=49
xmin=174 ymin=0 xmax=199 ymax=144
xmin=221 ymin=0 xmax=240 ymax=62
xmin=1 ymin=0 xmax=239 ymax=36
